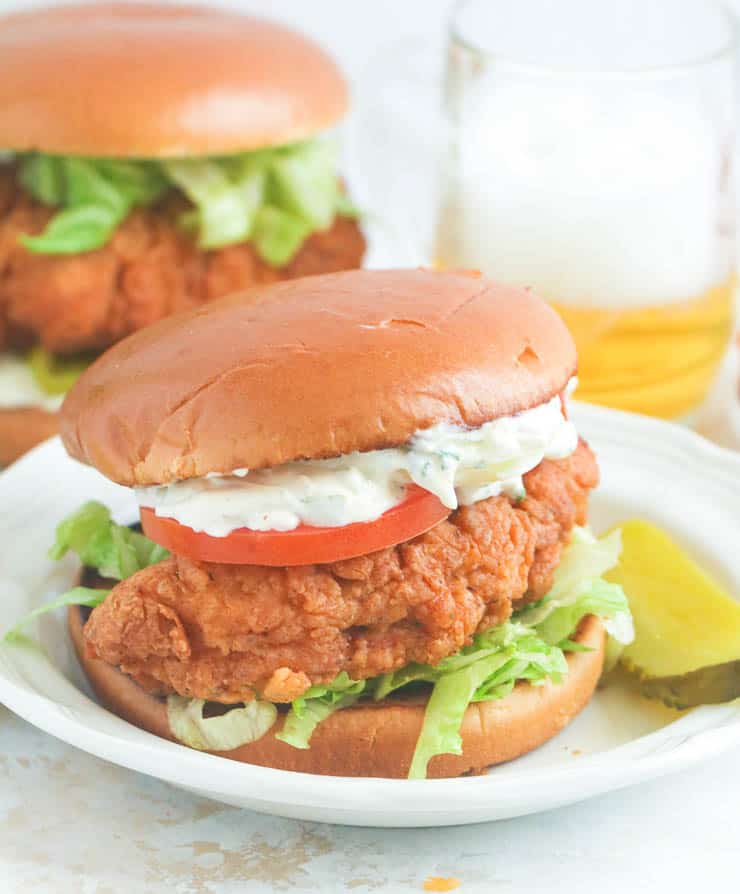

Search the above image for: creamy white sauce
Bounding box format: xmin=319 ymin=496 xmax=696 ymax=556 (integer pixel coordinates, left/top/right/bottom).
xmin=0 ymin=354 xmax=64 ymax=411
xmin=137 ymin=383 xmax=579 ymax=537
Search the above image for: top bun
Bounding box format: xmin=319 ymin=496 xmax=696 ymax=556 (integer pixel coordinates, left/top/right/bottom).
xmin=60 ymin=269 xmax=577 ymax=486
xmin=0 ymin=3 xmax=348 ymax=157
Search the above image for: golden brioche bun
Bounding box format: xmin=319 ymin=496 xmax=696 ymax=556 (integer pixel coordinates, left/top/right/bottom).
xmin=69 ymin=607 xmax=604 ymax=779
xmin=60 ymin=269 xmax=577 ymax=486
xmin=0 ymin=3 xmax=347 ymax=157
xmin=0 ymin=406 xmax=58 ymax=466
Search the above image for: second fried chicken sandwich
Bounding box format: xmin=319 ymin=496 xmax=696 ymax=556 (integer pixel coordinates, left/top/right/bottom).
xmin=0 ymin=2 xmax=364 ymax=464
xmin=47 ymin=269 xmax=632 ymax=779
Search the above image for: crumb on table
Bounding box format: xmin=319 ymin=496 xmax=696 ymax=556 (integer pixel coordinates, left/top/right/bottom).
xmin=423 ymin=877 xmax=461 ymax=892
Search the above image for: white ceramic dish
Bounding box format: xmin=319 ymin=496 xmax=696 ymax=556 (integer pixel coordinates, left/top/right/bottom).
xmin=0 ymin=403 xmax=739 ymax=827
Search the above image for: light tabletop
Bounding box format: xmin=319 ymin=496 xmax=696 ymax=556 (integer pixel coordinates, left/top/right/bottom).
xmin=2 ymin=705 xmax=738 ymax=893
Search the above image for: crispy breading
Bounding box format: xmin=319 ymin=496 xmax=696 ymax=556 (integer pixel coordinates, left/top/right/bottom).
xmin=84 ymin=442 xmax=598 ymax=703
xmin=0 ymin=167 xmax=365 ymax=354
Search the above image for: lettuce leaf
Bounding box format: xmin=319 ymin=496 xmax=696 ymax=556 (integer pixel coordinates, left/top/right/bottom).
xmin=525 ymin=578 xmax=632 ymax=647
xmin=375 ymin=623 xmax=517 ymax=700
xmin=4 ymin=587 xmax=109 ymax=644
xmin=514 ymin=528 xmax=633 ymax=647
xmin=20 ymin=156 xmax=167 ymax=254
xmin=18 ymin=153 xmax=64 ymax=205
xmin=49 ymin=501 xmax=169 ymax=580
xmin=161 ymin=157 xmax=266 ymax=250
xmin=401 ymin=625 xmax=568 ymax=779
xmin=251 ymin=205 xmax=313 ymax=267
xmin=28 ymin=346 xmax=94 ymax=396
xmin=270 ymin=139 xmax=339 ymax=230
xmin=17 ymin=139 xmax=353 ymax=263
xmin=20 ymin=204 xmax=124 ymax=254
xmin=92 ymin=159 xmax=169 ymax=207
xmin=4 ymin=503 xmax=169 ymax=644
xmin=536 ymin=527 xmax=622 ymax=605
xmin=167 ymin=696 xmax=277 ymax=751
xmin=275 ymin=672 xmax=366 ymax=749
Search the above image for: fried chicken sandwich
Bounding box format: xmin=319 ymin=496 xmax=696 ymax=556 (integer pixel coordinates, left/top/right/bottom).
xmin=0 ymin=2 xmax=364 ymax=464
xmin=27 ymin=269 xmax=631 ymax=778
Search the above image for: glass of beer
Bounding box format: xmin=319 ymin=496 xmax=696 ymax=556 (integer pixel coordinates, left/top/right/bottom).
xmin=435 ymin=0 xmax=737 ymax=419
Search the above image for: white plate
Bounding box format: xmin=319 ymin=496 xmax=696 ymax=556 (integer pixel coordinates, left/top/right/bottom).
xmin=0 ymin=403 xmax=739 ymax=827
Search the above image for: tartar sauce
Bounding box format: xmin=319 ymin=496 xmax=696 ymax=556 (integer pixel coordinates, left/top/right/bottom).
xmin=0 ymin=355 xmax=63 ymax=411
xmin=137 ymin=384 xmax=579 ymax=537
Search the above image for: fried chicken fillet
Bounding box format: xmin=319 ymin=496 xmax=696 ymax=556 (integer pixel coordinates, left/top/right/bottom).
xmin=83 ymin=441 xmax=598 ymax=704
xmin=0 ymin=168 xmax=365 ymax=354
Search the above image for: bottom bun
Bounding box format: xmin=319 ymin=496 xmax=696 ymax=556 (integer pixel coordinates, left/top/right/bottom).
xmin=69 ymin=607 xmax=604 ymax=778
xmin=0 ymin=406 xmax=58 ymax=466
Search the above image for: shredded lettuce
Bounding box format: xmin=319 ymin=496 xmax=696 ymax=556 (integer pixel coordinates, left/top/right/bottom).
xmin=167 ymin=696 xmax=277 ymax=751
xmin=251 ymin=205 xmax=313 ymax=267
xmin=102 ymin=524 xmax=628 ymax=776
xmin=515 ymin=528 xmax=633 ymax=647
xmin=375 ymin=625 xmax=569 ymax=779
xmin=19 ymin=153 xmax=64 ymax=205
xmin=6 ymin=498 xmax=632 ymax=780
xmin=21 ymin=205 xmax=121 ymax=255
xmin=28 ymin=346 xmax=94 ymax=396
xmin=409 ymin=634 xmax=543 ymax=778
xmin=279 ymin=527 xmax=632 ymax=779
xmin=269 ymin=139 xmax=340 ymax=230
xmin=275 ymin=672 xmax=365 ymax=749
xmin=20 ymin=156 xmax=167 ymax=254
xmin=4 ymin=503 xmax=169 ymax=643
xmin=161 ymin=156 xmax=266 ymax=250
xmin=17 ymin=139 xmax=353 ymax=263
xmin=375 ymin=623 xmax=533 ymax=699
xmin=405 ymin=528 xmax=632 ymax=776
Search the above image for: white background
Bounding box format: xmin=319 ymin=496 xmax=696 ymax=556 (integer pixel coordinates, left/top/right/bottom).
xmin=0 ymin=2 xmax=739 ymax=892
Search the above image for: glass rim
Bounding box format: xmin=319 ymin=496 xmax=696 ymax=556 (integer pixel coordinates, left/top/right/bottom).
xmin=450 ymin=0 xmax=739 ymax=79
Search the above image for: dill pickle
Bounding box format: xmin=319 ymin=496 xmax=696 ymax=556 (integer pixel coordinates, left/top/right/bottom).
xmin=605 ymin=519 xmax=740 ymax=701
xmin=640 ymin=661 xmax=740 ymax=710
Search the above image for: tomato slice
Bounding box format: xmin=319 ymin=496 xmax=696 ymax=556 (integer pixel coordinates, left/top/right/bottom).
xmin=140 ymin=485 xmax=450 ymax=567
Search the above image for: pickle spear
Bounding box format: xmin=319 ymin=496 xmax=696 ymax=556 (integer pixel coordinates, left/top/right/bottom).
xmin=605 ymin=519 xmax=740 ymax=708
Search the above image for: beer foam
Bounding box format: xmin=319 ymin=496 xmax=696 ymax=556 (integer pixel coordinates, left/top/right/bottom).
xmin=438 ymin=81 xmax=734 ymax=309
